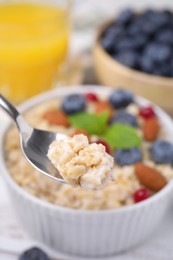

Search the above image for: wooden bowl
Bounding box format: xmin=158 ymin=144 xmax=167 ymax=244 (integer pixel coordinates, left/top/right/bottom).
xmin=93 ymin=21 xmax=173 ymax=112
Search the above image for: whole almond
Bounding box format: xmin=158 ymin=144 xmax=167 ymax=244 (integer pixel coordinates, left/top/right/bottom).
xmin=135 ymin=163 xmax=167 ymax=192
xmin=143 ymin=117 xmax=160 ymax=141
xmin=95 ymin=101 xmax=113 ymax=119
xmin=43 ymin=109 xmax=69 ymax=127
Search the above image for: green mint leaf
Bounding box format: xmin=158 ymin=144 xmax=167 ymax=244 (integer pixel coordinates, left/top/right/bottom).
xmin=102 ymin=123 xmax=142 ymax=149
xmin=69 ymin=111 xmax=109 ymax=135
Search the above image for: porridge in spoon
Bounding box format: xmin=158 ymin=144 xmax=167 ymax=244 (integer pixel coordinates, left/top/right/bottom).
xmin=48 ymin=134 xmax=114 ymax=190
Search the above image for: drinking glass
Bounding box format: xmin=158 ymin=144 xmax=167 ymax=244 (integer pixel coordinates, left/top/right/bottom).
xmin=0 ymin=0 xmax=71 ymax=104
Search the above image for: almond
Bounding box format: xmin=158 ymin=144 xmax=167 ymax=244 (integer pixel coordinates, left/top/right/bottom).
xmin=143 ymin=117 xmax=160 ymax=141
xmin=43 ymin=109 xmax=69 ymax=127
xmin=95 ymin=101 xmax=113 ymax=119
xmin=135 ymin=163 xmax=167 ymax=192
xmin=72 ymin=128 xmax=90 ymax=140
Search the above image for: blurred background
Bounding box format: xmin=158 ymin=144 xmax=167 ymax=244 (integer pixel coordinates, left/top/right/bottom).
xmin=72 ymin=0 xmax=173 ymax=52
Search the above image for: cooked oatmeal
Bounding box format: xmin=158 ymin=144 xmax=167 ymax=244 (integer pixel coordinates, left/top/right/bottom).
xmin=4 ymin=90 xmax=173 ymax=210
xmin=48 ymin=134 xmax=114 ymax=190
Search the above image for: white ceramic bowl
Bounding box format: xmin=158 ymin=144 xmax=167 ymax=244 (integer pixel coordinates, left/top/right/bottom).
xmin=1 ymin=86 xmax=173 ymax=258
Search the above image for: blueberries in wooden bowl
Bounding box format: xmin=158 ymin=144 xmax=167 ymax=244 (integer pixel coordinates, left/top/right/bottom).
xmin=101 ymin=9 xmax=173 ymax=77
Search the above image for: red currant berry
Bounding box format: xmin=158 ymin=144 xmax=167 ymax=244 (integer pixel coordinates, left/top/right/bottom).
xmin=96 ymin=140 xmax=111 ymax=154
xmin=85 ymin=92 xmax=98 ymax=102
xmin=139 ymin=106 xmax=155 ymax=119
xmin=133 ymin=188 xmax=150 ymax=203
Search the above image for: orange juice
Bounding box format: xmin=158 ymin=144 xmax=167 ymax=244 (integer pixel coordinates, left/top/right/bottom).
xmin=0 ymin=2 xmax=70 ymax=103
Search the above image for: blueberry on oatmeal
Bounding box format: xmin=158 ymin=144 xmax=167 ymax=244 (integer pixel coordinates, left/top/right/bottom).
xmin=150 ymin=140 xmax=173 ymax=164
xmin=109 ymin=89 xmax=134 ymax=109
xmin=61 ymin=94 xmax=86 ymax=115
xmin=19 ymin=247 xmax=49 ymax=260
xmin=110 ymin=111 xmax=138 ymax=127
xmin=114 ymin=148 xmax=142 ymax=166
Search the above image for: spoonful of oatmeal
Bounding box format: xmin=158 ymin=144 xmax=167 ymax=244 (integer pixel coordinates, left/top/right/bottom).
xmin=0 ymin=94 xmax=114 ymax=190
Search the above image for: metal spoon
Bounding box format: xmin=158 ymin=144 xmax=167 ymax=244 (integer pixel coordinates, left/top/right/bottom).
xmin=0 ymin=94 xmax=66 ymax=184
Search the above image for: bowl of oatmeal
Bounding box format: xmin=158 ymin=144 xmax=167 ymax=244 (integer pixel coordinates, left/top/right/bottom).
xmin=1 ymin=86 xmax=173 ymax=257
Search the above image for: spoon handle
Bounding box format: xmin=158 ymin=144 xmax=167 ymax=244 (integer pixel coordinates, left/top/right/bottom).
xmin=0 ymin=94 xmax=31 ymax=132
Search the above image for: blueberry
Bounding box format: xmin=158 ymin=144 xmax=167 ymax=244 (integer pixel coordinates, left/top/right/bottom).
xmin=115 ymin=34 xmax=148 ymax=52
xmin=110 ymin=111 xmax=138 ymax=127
xmin=170 ymin=59 xmax=173 ymax=77
xmin=150 ymin=140 xmax=173 ymax=164
xmin=127 ymin=19 xmax=143 ymax=36
xmin=153 ymin=63 xmax=172 ymax=77
xmin=106 ymin=25 xmax=124 ymax=39
xmin=101 ymin=25 xmax=124 ymax=54
xmin=114 ymin=50 xmax=139 ymax=68
xmin=19 ymin=247 xmax=49 ymax=260
xmin=61 ymin=94 xmax=86 ymax=115
xmin=151 ymin=11 xmax=171 ymax=28
xmin=139 ymin=55 xmax=155 ymax=74
xmin=142 ymin=10 xmax=170 ymax=32
xmin=109 ymin=89 xmax=133 ymax=109
xmin=115 ymin=36 xmax=136 ymax=51
xmin=114 ymin=148 xmax=142 ymax=166
xmin=161 ymin=63 xmax=172 ymax=77
xmin=116 ymin=9 xmax=134 ymax=26
xmin=101 ymin=36 xmax=115 ymax=54
xmin=152 ymin=67 xmax=164 ymax=77
xmin=133 ymin=34 xmax=149 ymax=50
xmin=151 ymin=63 xmax=173 ymax=77
xmin=140 ymin=17 xmax=158 ymax=35
xmin=143 ymin=9 xmax=156 ymax=19
xmin=143 ymin=43 xmax=172 ymax=63
xmin=162 ymin=10 xmax=173 ymax=19
xmin=142 ymin=11 xmax=170 ymax=33
xmin=155 ymin=29 xmax=173 ymax=45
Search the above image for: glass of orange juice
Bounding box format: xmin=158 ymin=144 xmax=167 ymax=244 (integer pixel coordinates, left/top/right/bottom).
xmin=0 ymin=0 xmax=71 ymax=104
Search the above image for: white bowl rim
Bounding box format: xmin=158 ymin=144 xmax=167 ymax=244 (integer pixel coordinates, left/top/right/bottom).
xmin=1 ymin=85 xmax=173 ymax=216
